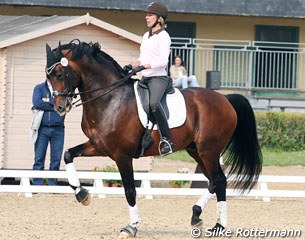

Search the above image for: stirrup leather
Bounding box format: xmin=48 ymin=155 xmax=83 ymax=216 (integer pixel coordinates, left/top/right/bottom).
xmin=158 ymin=138 xmax=173 ymax=156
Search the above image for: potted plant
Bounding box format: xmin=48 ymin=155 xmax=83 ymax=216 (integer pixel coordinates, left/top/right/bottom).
xmin=93 ymin=165 xmax=123 ymax=187
xmin=169 ymin=167 xmax=192 ymax=188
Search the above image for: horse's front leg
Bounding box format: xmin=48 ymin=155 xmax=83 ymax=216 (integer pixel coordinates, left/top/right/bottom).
xmin=115 ymin=158 xmax=139 ymax=239
xmin=64 ymin=141 xmax=100 ymax=206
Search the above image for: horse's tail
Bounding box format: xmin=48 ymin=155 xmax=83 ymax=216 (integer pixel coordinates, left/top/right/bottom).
xmin=224 ymin=94 xmax=263 ymax=192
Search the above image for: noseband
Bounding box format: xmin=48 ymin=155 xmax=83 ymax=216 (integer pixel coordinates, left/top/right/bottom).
xmin=46 ymin=57 xmax=76 ymax=107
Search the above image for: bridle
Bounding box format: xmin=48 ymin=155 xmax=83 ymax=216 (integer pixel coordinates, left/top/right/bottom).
xmin=46 ymin=57 xmax=135 ymax=108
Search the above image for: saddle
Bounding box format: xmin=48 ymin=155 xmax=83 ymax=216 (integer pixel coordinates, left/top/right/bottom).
xmin=137 ymin=77 xmax=175 ymax=123
xmin=136 ymin=77 xmax=175 ymax=157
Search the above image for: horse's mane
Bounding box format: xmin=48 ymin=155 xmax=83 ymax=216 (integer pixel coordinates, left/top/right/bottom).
xmin=60 ymin=39 xmax=126 ymax=77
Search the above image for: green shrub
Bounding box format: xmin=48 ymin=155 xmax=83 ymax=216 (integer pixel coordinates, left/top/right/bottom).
xmin=255 ymin=112 xmax=305 ymax=151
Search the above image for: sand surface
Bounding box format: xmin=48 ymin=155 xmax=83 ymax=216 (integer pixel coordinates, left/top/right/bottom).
xmin=0 ymin=159 xmax=304 ymax=240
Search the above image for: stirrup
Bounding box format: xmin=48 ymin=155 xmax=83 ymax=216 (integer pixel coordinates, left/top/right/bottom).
xmin=158 ymin=138 xmax=173 ymax=156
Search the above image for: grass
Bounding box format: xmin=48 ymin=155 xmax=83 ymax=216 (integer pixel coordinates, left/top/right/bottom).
xmin=262 ymin=149 xmax=305 ymax=166
xmin=159 ymin=149 xmax=305 ymax=167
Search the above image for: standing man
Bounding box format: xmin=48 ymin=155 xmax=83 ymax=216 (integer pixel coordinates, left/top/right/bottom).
xmin=32 ymin=76 xmax=65 ymax=185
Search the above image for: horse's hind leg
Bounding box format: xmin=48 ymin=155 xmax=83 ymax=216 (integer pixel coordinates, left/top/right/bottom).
xmin=64 ymin=141 xmax=100 ymax=205
xmin=208 ymin=165 xmax=227 ymax=230
xmin=187 ymin=147 xmax=227 ymax=229
xmin=186 ymin=147 xmax=213 ymax=227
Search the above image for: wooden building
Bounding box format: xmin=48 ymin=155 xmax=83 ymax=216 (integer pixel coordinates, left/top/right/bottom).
xmin=0 ymin=14 xmax=141 ymax=170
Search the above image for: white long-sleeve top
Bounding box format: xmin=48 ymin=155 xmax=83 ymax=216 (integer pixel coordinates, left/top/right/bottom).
xmin=138 ymin=30 xmax=171 ymax=77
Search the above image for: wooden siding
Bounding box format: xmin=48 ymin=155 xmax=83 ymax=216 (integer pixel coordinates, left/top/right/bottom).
xmin=0 ymin=48 xmax=8 ymax=168
xmin=3 ymin=23 xmax=140 ymax=170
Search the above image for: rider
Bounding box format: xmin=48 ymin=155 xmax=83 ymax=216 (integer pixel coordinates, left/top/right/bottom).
xmin=124 ymin=2 xmax=173 ymax=155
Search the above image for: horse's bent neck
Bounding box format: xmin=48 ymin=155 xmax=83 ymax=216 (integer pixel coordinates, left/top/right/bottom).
xmin=79 ymin=59 xmax=119 ymax=89
xmin=77 ymin=60 xmax=134 ymax=112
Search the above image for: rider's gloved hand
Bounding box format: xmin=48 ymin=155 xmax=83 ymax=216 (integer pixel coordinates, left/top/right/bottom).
xmin=123 ymin=64 xmax=133 ymax=73
xmin=131 ymin=65 xmax=146 ymax=75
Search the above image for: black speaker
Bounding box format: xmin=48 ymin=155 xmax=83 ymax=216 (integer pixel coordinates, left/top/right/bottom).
xmin=206 ymin=71 xmax=221 ymax=90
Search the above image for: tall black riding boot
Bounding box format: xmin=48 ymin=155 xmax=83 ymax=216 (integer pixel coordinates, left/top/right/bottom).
xmin=152 ymin=105 xmax=173 ymax=156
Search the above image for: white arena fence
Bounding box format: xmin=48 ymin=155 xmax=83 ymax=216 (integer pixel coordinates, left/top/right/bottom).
xmin=0 ymin=170 xmax=305 ymax=202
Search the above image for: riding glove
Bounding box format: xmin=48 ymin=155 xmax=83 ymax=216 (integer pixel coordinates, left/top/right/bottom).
xmin=131 ymin=65 xmax=146 ymax=75
xmin=123 ymin=64 xmax=133 ymax=73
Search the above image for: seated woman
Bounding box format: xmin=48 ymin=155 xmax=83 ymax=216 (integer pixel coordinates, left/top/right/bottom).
xmin=169 ymin=55 xmax=200 ymax=89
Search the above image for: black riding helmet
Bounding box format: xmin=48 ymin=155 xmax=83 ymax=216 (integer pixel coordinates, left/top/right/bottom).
xmin=145 ymin=2 xmax=168 ymax=21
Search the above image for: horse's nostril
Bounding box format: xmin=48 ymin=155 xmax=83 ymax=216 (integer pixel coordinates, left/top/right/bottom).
xmin=57 ymin=105 xmax=64 ymax=113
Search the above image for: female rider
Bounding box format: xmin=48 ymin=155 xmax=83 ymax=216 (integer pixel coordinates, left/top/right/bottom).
xmin=125 ymin=2 xmax=173 ymax=155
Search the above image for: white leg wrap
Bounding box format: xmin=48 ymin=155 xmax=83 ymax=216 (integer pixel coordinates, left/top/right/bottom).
xmin=216 ymin=201 xmax=227 ymax=228
xmin=66 ymin=163 xmax=81 ymax=188
xmin=196 ymin=190 xmax=213 ymax=210
xmin=129 ymin=204 xmax=141 ymax=227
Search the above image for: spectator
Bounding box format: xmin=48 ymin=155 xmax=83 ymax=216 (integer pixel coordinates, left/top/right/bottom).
xmin=31 ymin=77 xmax=65 ymax=185
xmin=170 ymin=55 xmax=200 ymax=89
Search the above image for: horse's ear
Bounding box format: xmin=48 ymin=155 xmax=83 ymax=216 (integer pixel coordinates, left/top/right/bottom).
xmin=46 ymin=43 xmax=52 ymax=54
xmin=55 ymin=42 xmax=62 ymax=56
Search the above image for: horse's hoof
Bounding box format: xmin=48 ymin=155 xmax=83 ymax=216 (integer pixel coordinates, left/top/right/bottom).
xmin=212 ymin=223 xmax=225 ymax=230
xmin=191 ymin=219 xmax=203 ymax=228
xmin=119 ymin=224 xmax=137 ymax=239
xmin=75 ymin=187 xmax=91 ymax=206
xmin=81 ymin=193 xmax=91 ymax=206
xmin=118 ymin=231 xmax=131 ymax=240
xmin=206 ymin=223 xmax=225 ymax=236
xmin=191 ymin=205 xmax=203 ymax=227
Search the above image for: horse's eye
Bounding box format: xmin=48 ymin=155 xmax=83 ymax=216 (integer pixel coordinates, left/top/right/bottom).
xmin=55 ymin=72 xmax=64 ymax=79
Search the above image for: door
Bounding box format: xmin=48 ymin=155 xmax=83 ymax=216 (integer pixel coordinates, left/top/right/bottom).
xmin=254 ymin=25 xmax=299 ymax=89
xmin=166 ymin=22 xmax=196 ymax=73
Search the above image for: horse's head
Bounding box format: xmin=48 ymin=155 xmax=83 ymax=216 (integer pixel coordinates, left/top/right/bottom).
xmin=45 ymin=41 xmax=82 ymax=116
xmin=46 ymin=40 xmax=130 ymax=115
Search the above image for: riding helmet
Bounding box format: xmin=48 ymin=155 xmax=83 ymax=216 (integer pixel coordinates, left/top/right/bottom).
xmin=145 ymin=2 xmax=168 ymax=20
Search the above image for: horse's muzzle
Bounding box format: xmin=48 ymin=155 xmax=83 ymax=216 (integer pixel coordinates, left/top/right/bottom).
xmin=56 ymin=100 xmax=72 ymax=116
xmin=56 ymin=105 xmax=67 ymax=116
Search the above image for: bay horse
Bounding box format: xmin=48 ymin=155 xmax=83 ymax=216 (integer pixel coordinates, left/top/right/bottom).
xmin=46 ymin=40 xmax=262 ymax=238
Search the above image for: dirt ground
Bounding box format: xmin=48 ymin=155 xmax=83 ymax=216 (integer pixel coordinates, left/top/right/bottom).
xmin=0 ymin=159 xmax=304 ymax=240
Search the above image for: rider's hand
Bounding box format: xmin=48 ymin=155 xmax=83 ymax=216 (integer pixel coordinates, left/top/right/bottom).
xmin=123 ymin=64 xmax=133 ymax=73
xmin=131 ymin=65 xmax=146 ymax=75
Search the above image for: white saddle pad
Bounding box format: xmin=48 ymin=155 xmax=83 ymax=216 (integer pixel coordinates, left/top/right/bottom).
xmin=133 ymin=81 xmax=186 ymax=130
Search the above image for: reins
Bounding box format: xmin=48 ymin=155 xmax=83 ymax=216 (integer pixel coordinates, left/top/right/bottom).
xmin=50 ymin=61 xmax=132 ymax=107
xmin=71 ymin=72 xmax=134 ymax=107
xmin=47 ymin=40 xmax=145 ymax=108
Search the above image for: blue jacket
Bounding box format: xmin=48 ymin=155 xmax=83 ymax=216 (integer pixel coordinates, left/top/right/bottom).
xmin=32 ymin=80 xmax=65 ymax=127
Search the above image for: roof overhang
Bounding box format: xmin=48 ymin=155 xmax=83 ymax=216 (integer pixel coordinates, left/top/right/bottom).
xmin=1 ymin=0 xmax=305 ymax=19
xmin=0 ymin=13 xmax=142 ymax=49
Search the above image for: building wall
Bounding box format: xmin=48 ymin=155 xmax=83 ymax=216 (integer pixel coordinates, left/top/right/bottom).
xmin=3 ymin=23 xmax=140 ymax=170
xmin=2 ymin=6 xmax=305 ymax=42
xmin=0 ymin=48 xmax=8 ymax=168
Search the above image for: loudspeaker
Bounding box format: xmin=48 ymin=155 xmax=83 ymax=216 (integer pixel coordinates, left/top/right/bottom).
xmin=206 ymin=71 xmax=221 ymax=90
